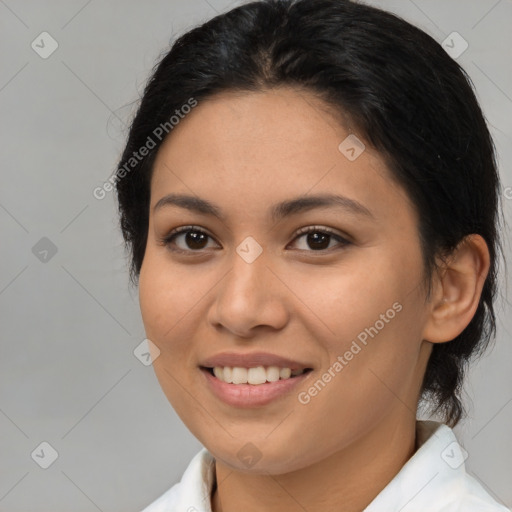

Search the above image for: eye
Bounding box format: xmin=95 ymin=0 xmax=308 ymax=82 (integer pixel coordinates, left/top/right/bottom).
xmin=160 ymin=225 xmax=218 ymax=254
xmin=160 ymin=225 xmax=351 ymax=254
xmin=288 ymin=226 xmax=351 ymax=252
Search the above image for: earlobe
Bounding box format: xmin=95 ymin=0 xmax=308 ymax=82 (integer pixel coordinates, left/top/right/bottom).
xmin=422 ymin=234 xmax=490 ymax=344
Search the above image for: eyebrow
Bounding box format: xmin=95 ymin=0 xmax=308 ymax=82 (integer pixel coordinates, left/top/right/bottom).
xmin=153 ymin=193 xmax=374 ymax=222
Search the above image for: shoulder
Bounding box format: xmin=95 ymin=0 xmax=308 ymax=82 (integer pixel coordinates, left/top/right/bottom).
xmin=140 ymin=447 xmax=216 ymax=512
xmin=443 ymin=471 xmax=511 ymax=512
xmin=426 ymin=423 xmax=510 ymax=512
xmin=365 ymin=421 xmax=510 ymax=512
xmin=140 ymin=484 xmax=180 ymax=512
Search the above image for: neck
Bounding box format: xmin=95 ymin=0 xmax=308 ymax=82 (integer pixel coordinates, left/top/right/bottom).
xmin=211 ymin=413 xmax=418 ymax=512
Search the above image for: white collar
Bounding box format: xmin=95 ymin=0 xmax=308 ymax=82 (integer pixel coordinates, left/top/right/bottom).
xmin=143 ymin=420 xmax=509 ymax=511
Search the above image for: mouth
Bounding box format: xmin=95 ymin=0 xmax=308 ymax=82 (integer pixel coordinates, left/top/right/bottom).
xmin=198 ymin=351 xmax=315 ymax=406
xmin=200 ymin=365 xmax=313 ymax=385
xmin=199 ymin=365 xmax=314 ymax=407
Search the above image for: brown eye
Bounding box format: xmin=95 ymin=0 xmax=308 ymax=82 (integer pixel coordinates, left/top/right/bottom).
xmin=290 ymin=226 xmax=351 ymax=252
xmin=162 ymin=226 xmax=218 ymax=253
xmin=161 ymin=225 xmax=350 ymax=255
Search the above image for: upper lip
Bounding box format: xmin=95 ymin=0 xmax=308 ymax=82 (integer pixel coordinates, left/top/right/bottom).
xmin=199 ymin=351 xmax=313 ymax=371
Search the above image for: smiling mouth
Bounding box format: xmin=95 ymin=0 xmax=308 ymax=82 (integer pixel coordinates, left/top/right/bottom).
xmin=201 ymin=366 xmax=313 ymax=385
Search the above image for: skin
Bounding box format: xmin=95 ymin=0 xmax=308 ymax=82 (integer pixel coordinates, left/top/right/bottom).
xmin=138 ymin=87 xmax=490 ymax=512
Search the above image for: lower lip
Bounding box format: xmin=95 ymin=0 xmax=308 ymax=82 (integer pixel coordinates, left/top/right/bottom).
xmin=200 ymin=367 xmax=312 ymax=408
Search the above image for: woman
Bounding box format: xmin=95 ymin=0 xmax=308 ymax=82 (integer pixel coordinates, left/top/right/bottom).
xmin=114 ymin=0 xmax=509 ymax=510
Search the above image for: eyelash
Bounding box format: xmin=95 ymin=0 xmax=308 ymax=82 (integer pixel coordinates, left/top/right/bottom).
xmin=160 ymin=225 xmax=351 ymax=255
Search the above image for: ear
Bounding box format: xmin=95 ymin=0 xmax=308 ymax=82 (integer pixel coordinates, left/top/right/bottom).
xmin=422 ymin=234 xmax=490 ymax=344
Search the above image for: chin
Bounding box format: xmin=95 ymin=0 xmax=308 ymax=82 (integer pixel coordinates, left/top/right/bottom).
xmin=204 ymin=436 xmax=317 ymax=475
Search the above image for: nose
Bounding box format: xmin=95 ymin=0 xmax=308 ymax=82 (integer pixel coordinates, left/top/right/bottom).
xmin=207 ymin=247 xmax=289 ymax=339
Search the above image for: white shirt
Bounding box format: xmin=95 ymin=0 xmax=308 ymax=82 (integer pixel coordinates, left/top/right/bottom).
xmin=142 ymin=420 xmax=510 ymax=511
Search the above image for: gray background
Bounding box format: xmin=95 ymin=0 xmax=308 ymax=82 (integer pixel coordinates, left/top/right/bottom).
xmin=1 ymin=0 xmax=511 ymax=510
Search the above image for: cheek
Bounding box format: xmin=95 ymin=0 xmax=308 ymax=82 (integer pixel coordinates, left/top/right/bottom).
xmin=321 ymin=303 xmax=424 ymax=416
xmin=291 ymin=309 xmax=422 ymax=462
xmin=299 ymin=252 xmax=425 ymax=400
xmin=138 ymin=255 xmax=202 ymax=415
xmin=301 ymin=256 xmax=416 ymax=347
xmin=138 ymin=252 xmax=192 ymax=352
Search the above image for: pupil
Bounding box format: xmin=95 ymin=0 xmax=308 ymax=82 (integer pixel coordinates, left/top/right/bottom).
xmin=186 ymin=231 xmax=207 ymax=249
xmin=308 ymin=232 xmax=329 ymax=250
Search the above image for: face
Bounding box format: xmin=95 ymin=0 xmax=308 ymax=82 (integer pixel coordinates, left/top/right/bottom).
xmin=139 ymin=87 xmax=433 ymax=474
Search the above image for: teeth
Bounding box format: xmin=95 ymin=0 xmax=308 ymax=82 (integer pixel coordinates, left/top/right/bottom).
xmin=232 ymin=367 xmax=247 ymax=384
xmin=247 ymin=367 xmax=266 ymax=385
xmin=222 ymin=367 xmax=233 ymax=383
xmin=267 ymin=366 xmax=280 ymax=382
xmin=281 ymin=368 xmax=291 ymax=379
xmin=211 ymin=365 xmax=307 ymax=385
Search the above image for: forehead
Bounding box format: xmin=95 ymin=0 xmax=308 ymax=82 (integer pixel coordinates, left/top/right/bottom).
xmin=154 ymin=87 xmax=354 ymax=165
xmin=149 ymin=88 xmax=415 ymax=226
